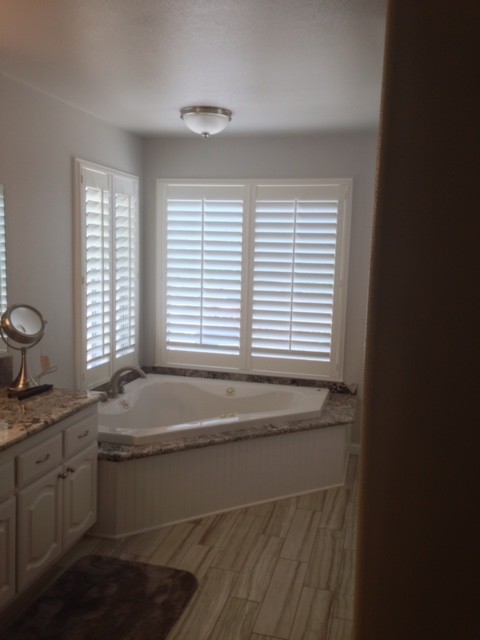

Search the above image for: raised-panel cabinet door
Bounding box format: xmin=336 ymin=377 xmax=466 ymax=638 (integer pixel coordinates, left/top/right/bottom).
xmin=0 ymin=497 xmax=16 ymax=608
xmin=62 ymin=442 xmax=97 ymax=550
xmin=17 ymin=468 xmax=63 ymax=590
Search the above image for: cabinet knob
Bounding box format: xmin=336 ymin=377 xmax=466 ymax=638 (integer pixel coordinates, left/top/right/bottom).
xmin=78 ymin=430 xmax=90 ymax=439
xmin=58 ymin=472 xmax=68 ymax=480
xmin=35 ymin=453 xmax=50 ymax=465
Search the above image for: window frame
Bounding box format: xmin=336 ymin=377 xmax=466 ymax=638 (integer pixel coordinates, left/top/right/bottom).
xmin=156 ymin=178 xmax=352 ymax=381
xmin=74 ymin=159 xmax=140 ymax=389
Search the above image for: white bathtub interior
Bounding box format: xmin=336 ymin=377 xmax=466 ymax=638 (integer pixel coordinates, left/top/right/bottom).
xmin=98 ymin=374 xmax=330 ymax=445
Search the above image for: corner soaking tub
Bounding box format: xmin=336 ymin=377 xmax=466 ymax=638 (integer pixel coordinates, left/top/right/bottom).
xmin=94 ymin=373 xmax=351 ymax=537
xmin=97 ymin=374 xmax=329 ymax=445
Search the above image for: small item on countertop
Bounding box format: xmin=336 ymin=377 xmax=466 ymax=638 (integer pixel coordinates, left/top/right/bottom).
xmin=16 ymin=384 xmax=54 ymax=400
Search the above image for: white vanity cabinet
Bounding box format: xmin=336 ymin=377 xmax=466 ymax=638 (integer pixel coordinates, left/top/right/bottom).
xmin=0 ymin=404 xmax=98 ymax=606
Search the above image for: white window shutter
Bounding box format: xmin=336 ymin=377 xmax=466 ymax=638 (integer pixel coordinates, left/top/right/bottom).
xmin=250 ymin=184 xmax=344 ymax=376
xmin=76 ymin=161 xmax=139 ymax=388
xmin=161 ymin=184 xmax=245 ymax=368
xmin=82 ymin=167 xmax=111 ymax=386
xmin=113 ymin=175 xmax=139 ymax=364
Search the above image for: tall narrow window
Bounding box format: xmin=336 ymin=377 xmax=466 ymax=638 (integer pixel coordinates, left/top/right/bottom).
xmin=159 ymin=183 xmax=245 ymax=370
xmin=250 ymin=183 xmax=348 ymax=376
xmin=113 ymin=175 xmax=138 ymax=361
xmin=157 ymin=180 xmax=351 ymax=380
xmin=75 ymin=160 xmax=139 ymax=388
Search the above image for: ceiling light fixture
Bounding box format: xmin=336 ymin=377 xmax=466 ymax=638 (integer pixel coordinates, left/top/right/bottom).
xmin=180 ymin=106 xmax=232 ymax=139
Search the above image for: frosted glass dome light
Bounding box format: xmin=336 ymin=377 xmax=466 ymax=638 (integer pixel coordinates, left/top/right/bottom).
xmin=180 ymin=106 xmax=232 ymax=138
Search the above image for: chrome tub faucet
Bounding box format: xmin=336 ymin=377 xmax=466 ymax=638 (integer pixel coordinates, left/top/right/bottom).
xmin=107 ymin=366 xmax=146 ymax=398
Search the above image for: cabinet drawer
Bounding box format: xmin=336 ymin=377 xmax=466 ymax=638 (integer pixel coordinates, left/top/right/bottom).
xmin=0 ymin=459 xmax=15 ymax=501
xmin=64 ymin=415 xmax=97 ymax=458
xmin=17 ymin=434 xmax=63 ymax=488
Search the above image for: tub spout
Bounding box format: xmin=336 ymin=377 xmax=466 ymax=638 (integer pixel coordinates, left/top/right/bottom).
xmin=107 ymin=366 xmax=146 ymax=398
xmin=89 ymin=390 xmax=109 ymax=402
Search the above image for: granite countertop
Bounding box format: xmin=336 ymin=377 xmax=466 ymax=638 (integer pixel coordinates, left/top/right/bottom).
xmin=98 ymin=392 xmax=357 ymax=462
xmin=0 ymin=387 xmax=100 ymax=452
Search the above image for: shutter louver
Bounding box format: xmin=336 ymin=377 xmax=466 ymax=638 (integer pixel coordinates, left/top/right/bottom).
xmin=251 ymin=186 xmax=340 ymax=363
xmin=164 ymin=185 xmax=244 ymax=357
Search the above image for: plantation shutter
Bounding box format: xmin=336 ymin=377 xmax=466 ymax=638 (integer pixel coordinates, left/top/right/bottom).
xmin=82 ymin=167 xmax=111 ymax=385
xmin=161 ymin=183 xmax=245 ymax=368
xmin=113 ymin=175 xmax=138 ymax=361
xmin=76 ymin=161 xmax=139 ymax=388
xmin=0 ymin=186 xmax=7 ymax=316
xmin=158 ymin=179 xmax=350 ymax=379
xmin=250 ymin=184 xmax=347 ymax=377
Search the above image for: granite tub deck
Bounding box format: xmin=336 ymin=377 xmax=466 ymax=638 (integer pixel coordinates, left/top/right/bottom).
xmin=97 ymin=392 xmax=357 ymax=462
xmin=0 ymin=387 xmax=100 ymax=452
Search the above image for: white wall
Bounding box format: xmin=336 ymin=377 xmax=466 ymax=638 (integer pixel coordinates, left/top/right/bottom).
xmin=0 ymin=74 xmax=143 ymax=389
xmin=142 ymin=133 xmax=378 ymax=444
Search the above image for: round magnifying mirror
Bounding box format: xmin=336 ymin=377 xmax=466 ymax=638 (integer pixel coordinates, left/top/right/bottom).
xmin=0 ymin=304 xmax=47 ymax=395
xmin=1 ymin=304 xmax=46 ymax=345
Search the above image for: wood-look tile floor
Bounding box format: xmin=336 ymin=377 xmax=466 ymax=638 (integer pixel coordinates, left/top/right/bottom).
xmin=59 ymin=455 xmax=358 ymax=640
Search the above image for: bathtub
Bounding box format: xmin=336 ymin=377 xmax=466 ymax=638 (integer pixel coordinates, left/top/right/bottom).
xmin=98 ymin=373 xmax=329 ymax=445
xmin=94 ymin=373 xmax=351 ymax=537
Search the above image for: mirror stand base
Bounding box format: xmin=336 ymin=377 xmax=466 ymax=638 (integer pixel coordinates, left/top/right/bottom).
xmin=8 ymin=347 xmax=37 ymax=397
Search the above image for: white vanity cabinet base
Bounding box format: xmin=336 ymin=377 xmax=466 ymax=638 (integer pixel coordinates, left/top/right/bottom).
xmin=0 ymin=404 xmax=98 ymax=610
xmin=0 ymin=497 xmax=16 ymax=608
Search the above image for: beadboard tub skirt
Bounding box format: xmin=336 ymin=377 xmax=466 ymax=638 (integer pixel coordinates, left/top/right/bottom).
xmin=94 ymin=424 xmax=349 ymax=538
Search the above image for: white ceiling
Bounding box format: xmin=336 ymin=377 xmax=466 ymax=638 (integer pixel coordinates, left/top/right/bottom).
xmin=0 ymin=0 xmax=387 ymax=137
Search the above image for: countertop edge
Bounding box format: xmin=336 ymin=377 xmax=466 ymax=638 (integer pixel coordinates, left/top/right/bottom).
xmin=0 ymin=389 xmax=100 ymax=453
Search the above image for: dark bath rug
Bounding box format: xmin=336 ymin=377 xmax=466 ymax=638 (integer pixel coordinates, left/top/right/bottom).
xmin=4 ymin=554 xmax=198 ymax=640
